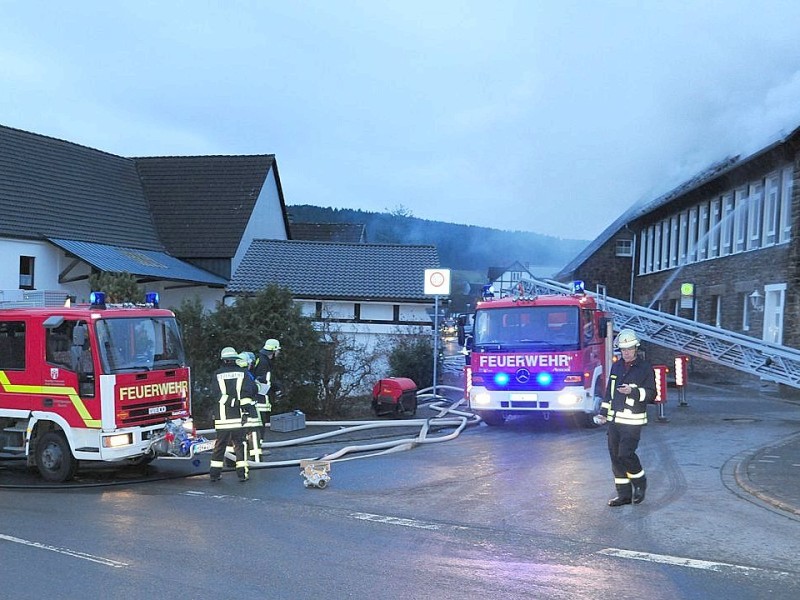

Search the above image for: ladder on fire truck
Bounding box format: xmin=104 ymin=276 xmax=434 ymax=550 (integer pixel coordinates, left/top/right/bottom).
xmin=515 ymin=277 xmax=800 ymax=390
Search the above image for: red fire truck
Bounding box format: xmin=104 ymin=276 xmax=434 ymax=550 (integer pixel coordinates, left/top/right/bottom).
xmin=464 ymin=282 xmax=613 ymax=426
xmin=0 ymin=292 xmax=209 ymax=482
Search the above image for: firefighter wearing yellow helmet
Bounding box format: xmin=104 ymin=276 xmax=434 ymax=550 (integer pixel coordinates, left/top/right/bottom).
xmin=209 ymin=346 xmax=258 ymax=482
xmin=253 ymin=338 xmax=281 ymax=439
xmin=597 ymin=329 xmax=656 ymax=506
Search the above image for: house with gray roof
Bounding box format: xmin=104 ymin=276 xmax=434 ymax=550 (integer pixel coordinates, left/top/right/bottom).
xmin=0 ymin=124 xmax=288 ymax=310
xmin=555 ymin=125 xmax=800 ymax=381
xmin=228 ymin=239 xmax=440 ymax=372
xmin=228 ymin=238 xmax=439 ymax=325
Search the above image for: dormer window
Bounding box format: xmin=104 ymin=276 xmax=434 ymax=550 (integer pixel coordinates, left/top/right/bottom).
xmin=615 ymin=239 xmax=633 ymax=257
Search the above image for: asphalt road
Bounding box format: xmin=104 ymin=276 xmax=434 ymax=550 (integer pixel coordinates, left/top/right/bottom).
xmin=2 ymin=377 xmax=800 ymax=599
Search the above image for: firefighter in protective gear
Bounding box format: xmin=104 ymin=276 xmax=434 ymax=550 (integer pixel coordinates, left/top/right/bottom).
xmin=598 ymin=329 xmax=656 ymax=506
xmin=253 ymin=338 xmax=280 ymax=436
xmin=209 ymin=346 xmax=258 ymax=482
xmin=239 ymin=351 xmax=264 ymax=463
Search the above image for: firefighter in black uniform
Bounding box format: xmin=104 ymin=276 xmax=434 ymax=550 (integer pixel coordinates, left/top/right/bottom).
xmin=253 ymin=338 xmax=280 ymax=437
xmin=239 ymin=351 xmax=264 ymax=463
xmin=209 ymin=346 xmax=258 ymax=482
xmin=596 ymin=329 xmax=656 ymax=506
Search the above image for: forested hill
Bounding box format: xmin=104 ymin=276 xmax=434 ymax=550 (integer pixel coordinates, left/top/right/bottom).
xmin=286 ymin=205 xmax=589 ymax=276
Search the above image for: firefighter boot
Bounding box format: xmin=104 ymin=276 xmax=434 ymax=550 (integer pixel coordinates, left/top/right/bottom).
xmin=632 ymin=476 xmax=647 ymax=504
xmin=608 ymin=483 xmax=632 ymax=507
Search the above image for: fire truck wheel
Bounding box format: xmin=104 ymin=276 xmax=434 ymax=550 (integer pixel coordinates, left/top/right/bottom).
xmin=36 ymin=431 xmax=78 ymax=483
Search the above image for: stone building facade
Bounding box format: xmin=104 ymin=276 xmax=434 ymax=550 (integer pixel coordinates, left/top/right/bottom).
xmin=556 ymin=126 xmax=800 ymax=384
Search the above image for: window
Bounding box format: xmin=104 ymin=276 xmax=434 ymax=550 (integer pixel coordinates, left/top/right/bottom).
xmin=0 ymin=321 xmax=26 ymax=370
xmin=742 ymin=293 xmax=750 ymax=332
xmin=653 ymin=224 xmax=662 ymax=271
xmin=660 ymin=220 xmax=669 ymax=270
xmin=615 ymin=238 xmax=633 ymax=257
xmin=678 ymin=210 xmax=688 ymax=265
xmin=639 ymin=231 xmax=648 ymax=274
xmin=779 ymin=166 xmax=793 ymax=244
xmin=748 ymin=180 xmax=763 ymax=250
xmin=646 ymin=225 xmax=655 ymax=272
xmin=709 ymin=197 xmax=721 ymax=258
xmin=763 ymin=172 xmax=780 ymax=246
xmin=698 ymin=203 xmax=709 ymax=259
xmin=19 ymin=256 xmax=34 ymax=290
xmin=721 ymin=193 xmax=735 ymax=255
xmin=711 ymin=295 xmax=722 ymax=328
xmin=669 ymin=216 xmax=679 ymax=267
xmin=734 ymin=186 xmax=748 ymax=252
xmin=688 ymin=206 xmax=698 ymax=262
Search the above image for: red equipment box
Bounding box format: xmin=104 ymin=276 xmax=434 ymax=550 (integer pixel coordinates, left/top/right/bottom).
xmin=371 ymin=377 xmax=418 ymax=417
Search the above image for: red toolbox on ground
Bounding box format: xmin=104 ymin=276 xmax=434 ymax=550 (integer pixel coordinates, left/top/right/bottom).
xmin=371 ymin=377 xmax=418 ymax=417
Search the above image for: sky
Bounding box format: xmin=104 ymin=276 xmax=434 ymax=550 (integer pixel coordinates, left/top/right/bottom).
xmin=3 ymin=1 xmax=800 ymax=241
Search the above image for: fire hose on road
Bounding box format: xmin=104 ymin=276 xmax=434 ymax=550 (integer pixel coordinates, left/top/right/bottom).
xmin=196 ymin=385 xmax=480 ymax=478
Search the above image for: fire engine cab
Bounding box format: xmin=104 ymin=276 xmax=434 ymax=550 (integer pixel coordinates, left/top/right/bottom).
xmin=463 ymin=281 xmax=613 ymax=426
xmin=0 ymin=292 xmax=207 ymax=482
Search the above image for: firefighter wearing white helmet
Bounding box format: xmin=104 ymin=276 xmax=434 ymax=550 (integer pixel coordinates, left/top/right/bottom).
xmin=238 ymin=352 xmax=264 ymax=463
xmin=209 ymin=346 xmax=258 ymax=482
xmin=597 ymin=328 xmax=656 ymax=507
xmin=253 ymin=338 xmax=281 ymax=438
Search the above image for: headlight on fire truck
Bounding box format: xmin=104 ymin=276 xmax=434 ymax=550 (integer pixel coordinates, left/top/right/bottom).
xmin=473 ymin=392 xmax=492 ymax=406
xmin=557 ymin=393 xmax=581 ymax=406
xmin=102 ymin=432 xmax=133 ymax=448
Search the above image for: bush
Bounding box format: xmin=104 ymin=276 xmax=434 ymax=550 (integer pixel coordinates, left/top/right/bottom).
xmin=387 ymin=332 xmax=435 ymax=389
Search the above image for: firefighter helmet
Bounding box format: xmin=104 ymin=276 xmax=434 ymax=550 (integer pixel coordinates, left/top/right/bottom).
xmin=220 ymin=346 xmax=239 ymax=360
xmin=615 ymin=329 xmax=641 ymax=349
xmin=263 ymin=338 xmax=281 ymax=352
xmin=238 ymin=351 xmax=254 ymax=367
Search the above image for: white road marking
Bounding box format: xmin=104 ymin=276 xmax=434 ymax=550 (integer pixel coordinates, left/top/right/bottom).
xmin=598 ymin=548 xmax=791 ymax=577
xmin=350 ymin=512 xmax=440 ymax=530
xmin=0 ymin=533 xmax=128 ymax=568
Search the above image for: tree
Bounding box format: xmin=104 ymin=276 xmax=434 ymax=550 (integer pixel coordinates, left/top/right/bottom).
xmin=387 ymin=329 xmax=435 ymax=389
xmin=175 ymin=285 xmax=322 ymax=425
xmin=88 ymin=272 xmax=141 ymax=303
xmin=312 ymin=316 xmax=388 ymax=417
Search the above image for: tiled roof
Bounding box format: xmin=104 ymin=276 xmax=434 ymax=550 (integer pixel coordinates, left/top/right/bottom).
xmin=290 ymin=222 xmax=366 ymax=243
xmin=0 ymin=125 xmax=163 ymax=250
xmin=49 ymin=238 xmax=227 ymax=286
xmin=556 ymin=123 xmax=800 ymax=280
xmin=134 ymin=155 xmax=282 ymax=258
xmin=228 ymin=239 xmax=440 ymax=301
xmin=555 ymin=156 xmax=746 ymax=279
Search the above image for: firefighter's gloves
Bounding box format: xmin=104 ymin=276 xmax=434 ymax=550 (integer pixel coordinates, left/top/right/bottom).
xmin=593 ymin=414 xmax=607 ymax=426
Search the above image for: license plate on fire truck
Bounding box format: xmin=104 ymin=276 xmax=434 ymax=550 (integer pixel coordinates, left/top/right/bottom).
xmin=510 ymin=393 xmax=538 ymax=401
xmin=193 ymin=440 xmax=214 ymax=453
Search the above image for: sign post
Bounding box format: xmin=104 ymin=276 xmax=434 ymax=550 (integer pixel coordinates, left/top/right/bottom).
xmin=424 ymin=269 xmax=451 ymax=398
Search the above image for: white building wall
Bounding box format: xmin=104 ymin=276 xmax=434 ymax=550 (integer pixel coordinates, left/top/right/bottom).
xmin=232 ymin=167 xmax=288 ymax=276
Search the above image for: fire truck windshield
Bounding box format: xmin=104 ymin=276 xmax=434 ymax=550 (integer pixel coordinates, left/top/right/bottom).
xmin=95 ymin=316 xmax=186 ymax=374
xmin=473 ymin=306 xmax=581 ymax=350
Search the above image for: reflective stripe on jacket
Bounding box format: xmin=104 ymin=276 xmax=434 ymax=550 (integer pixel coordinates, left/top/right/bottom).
xmin=600 ymin=357 xmax=656 ymax=426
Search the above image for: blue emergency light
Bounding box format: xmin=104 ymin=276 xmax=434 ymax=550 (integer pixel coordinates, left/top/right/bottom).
xmin=536 ymin=372 xmax=553 ymax=386
xmin=145 ymin=292 xmax=160 ymax=307
xmin=89 ymin=291 xmax=106 ymax=308
xmin=493 ymin=372 xmax=510 ymax=386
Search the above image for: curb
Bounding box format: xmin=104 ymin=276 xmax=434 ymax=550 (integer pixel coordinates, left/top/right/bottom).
xmin=731 ymin=432 xmax=800 ymax=519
